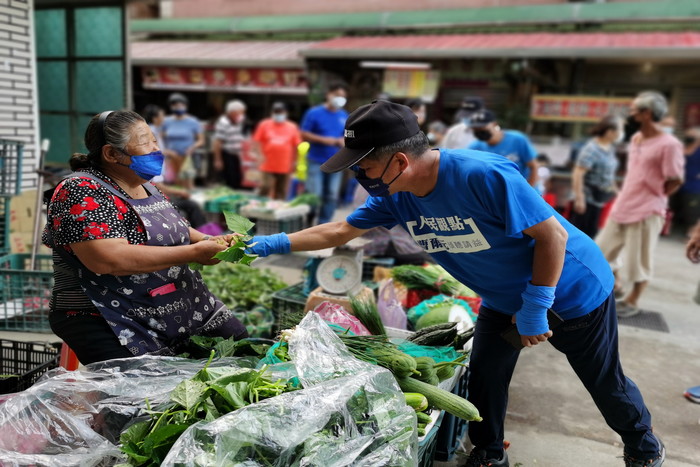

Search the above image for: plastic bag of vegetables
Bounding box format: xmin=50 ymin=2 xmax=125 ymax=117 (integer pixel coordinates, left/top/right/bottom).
xmin=161 ymin=312 xmax=418 ymax=467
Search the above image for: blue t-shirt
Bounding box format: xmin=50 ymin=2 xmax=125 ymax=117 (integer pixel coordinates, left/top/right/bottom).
xmin=469 ymin=130 xmax=537 ymax=179
xmin=347 ymin=149 xmax=613 ymax=319
xmin=300 ymin=105 xmax=348 ymax=164
xmin=162 ymin=116 xmax=202 ymax=156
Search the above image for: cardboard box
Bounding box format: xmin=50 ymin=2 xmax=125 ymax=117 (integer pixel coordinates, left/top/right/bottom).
xmin=303 ymin=285 xmax=375 ymax=314
xmin=9 ymin=190 xmax=38 ymax=233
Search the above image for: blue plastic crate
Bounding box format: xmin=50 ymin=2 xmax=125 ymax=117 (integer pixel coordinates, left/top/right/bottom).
xmin=435 ymin=367 xmax=470 ymax=461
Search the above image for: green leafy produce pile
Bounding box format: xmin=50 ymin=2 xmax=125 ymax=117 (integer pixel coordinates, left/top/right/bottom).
xmin=120 ymin=352 xmax=298 ymax=466
xmin=391 ymin=264 xmax=477 ymax=297
xmin=200 ymin=261 xmax=287 ymax=311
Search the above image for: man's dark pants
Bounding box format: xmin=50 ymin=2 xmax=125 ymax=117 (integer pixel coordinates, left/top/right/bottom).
xmin=467 ymin=293 xmax=660 ymax=460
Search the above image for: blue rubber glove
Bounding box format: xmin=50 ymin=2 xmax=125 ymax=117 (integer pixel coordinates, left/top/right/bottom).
xmin=246 ymin=233 xmax=291 ymax=257
xmin=516 ymin=282 xmax=556 ymax=336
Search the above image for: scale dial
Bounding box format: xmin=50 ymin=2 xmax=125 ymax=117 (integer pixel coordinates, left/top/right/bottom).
xmin=316 ymin=254 xmax=362 ymax=295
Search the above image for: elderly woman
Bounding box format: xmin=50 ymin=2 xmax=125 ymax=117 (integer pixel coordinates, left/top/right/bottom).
xmin=43 ymin=110 xmax=247 ymax=364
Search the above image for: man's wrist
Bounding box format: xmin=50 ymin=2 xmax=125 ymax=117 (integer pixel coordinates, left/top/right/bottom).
xmin=517 ymin=282 xmax=556 ymax=336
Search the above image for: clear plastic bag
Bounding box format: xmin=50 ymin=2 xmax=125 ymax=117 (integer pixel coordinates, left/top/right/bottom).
xmin=378 ymin=279 xmax=408 ymax=330
xmin=162 ymin=312 xmax=417 ymax=466
xmin=0 ymin=314 xmax=417 ymax=467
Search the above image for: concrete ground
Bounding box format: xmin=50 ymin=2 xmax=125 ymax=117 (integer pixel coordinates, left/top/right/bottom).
xmin=2 ymin=222 xmax=699 ymax=467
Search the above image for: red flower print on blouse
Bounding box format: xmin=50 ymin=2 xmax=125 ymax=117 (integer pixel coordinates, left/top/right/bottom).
xmin=77 ymin=179 xmax=98 ymax=190
xmin=54 ymin=187 xmax=69 ymax=203
xmin=52 ymin=217 xmax=62 ymax=229
xmin=69 ymin=197 xmax=101 ymax=221
xmin=113 ymin=195 xmax=128 ymax=220
xmin=82 ymin=222 xmax=110 ymax=239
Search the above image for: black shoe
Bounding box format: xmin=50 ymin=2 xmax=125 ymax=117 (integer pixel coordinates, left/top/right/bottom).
xmin=464 ymin=448 xmax=509 ymax=467
xmin=623 ymin=437 xmax=665 ymax=467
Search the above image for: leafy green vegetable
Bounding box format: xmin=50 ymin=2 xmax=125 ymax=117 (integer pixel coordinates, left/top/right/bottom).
xmin=391 ymin=264 xmax=477 ymax=297
xmin=213 ymin=212 xmax=258 ymax=265
xmin=350 ymin=294 xmax=386 ymax=336
xmin=288 ymin=192 xmax=320 ymax=207
xmin=199 ymin=262 xmax=287 ymax=310
xmin=119 ymin=353 xmax=297 ymax=466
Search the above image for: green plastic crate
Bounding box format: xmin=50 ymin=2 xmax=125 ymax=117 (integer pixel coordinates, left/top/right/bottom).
xmin=0 ymin=254 xmax=54 ymax=332
xmin=270 ymin=282 xmax=308 ymax=330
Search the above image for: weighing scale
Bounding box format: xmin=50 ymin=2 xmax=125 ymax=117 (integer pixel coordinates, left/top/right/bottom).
xmin=302 ymin=239 xmax=372 ymax=312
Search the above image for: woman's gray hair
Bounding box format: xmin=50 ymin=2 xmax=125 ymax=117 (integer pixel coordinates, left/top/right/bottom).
xmin=635 ymin=91 xmax=668 ymax=122
xmin=364 ymin=131 xmax=430 ymax=163
xmin=70 ymin=110 xmax=144 ymax=170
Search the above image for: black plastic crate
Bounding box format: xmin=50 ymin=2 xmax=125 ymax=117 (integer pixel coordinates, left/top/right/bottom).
xmin=0 ymin=253 xmax=54 ymax=332
xmin=0 ymin=339 xmax=61 ymax=394
xmin=361 ymin=256 xmax=395 ymax=282
xmin=435 ymin=367 xmax=470 ymax=461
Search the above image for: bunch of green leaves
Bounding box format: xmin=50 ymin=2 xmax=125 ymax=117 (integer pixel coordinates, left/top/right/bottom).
xmin=120 ymin=352 xmax=296 ymax=466
xmin=176 ymin=335 xmax=272 ymax=360
xmin=190 ymin=212 xmax=257 ymax=271
xmin=350 ymin=295 xmax=386 ymax=336
xmin=391 ymin=264 xmax=476 ymax=297
xmin=199 ymin=261 xmax=287 ymax=310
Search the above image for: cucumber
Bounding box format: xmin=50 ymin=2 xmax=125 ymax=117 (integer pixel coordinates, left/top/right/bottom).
xmin=416 ymin=411 xmax=432 ymax=424
xmin=404 ymin=392 xmax=429 ymax=412
xmin=397 ymin=376 xmax=482 ymax=422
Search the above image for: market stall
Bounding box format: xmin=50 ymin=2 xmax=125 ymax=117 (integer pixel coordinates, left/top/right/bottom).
xmin=0 ymin=224 xmax=483 ymax=466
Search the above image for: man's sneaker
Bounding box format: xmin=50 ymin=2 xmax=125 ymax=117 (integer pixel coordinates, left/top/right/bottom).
xmin=623 ymin=437 xmax=665 ymax=467
xmin=464 ymin=448 xmax=509 ymax=467
xmin=616 ymin=300 xmax=642 ymax=318
xmin=684 ymin=385 xmax=700 ymax=403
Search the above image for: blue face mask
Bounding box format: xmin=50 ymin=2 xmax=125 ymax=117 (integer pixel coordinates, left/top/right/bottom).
xmin=352 ymin=156 xmax=402 ymax=197
xmin=172 ymin=108 xmax=186 ymax=116
xmin=118 ymin=150 xmax=165 ymax=180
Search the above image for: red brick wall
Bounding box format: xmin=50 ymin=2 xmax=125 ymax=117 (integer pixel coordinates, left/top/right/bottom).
xmin=168 ymin=0 xmax=565 ymax=18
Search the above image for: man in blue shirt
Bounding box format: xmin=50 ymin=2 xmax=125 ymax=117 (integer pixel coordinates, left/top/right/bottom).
xmin=469 ymin=110 xmax=539 ymax=188
xmin=248 ymin=101 xmax=665 ymax=467
xmin=300 ymin=83 xmax=349 ymax=224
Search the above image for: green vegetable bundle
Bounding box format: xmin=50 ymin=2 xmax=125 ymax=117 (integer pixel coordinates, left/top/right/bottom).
xmin=350 ymin=295 xmax=386 ymax=336
xmin=391 ymin=264 xmax=477 ymax=297
xmin=200 ymin=262 xmax=287 ymax=311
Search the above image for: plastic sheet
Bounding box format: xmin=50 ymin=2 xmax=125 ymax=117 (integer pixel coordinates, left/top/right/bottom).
xmin=162 ymin=312 xmax=418 ymax=466
xmin=0 ymin=355 xmax=258 ymax=466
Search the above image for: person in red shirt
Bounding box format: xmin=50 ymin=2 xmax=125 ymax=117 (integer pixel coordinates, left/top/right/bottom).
xmin=253 ymin=102 xmax=303 ymax=199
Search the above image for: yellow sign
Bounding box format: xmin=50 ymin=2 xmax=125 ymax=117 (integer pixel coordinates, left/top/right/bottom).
xmin=383 ymin=69 xmax=440 ymax=102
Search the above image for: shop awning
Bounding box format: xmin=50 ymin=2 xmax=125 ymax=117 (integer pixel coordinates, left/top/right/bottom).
xmin=301 ymin=32 xmax=700 ymax=60
xmin=130 ymin=41 xmax=315 ymax=68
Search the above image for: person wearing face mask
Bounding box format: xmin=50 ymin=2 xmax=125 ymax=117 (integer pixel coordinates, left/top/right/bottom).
xmin=300 ymin=82 xmax=349 ymax=224
xmin=161 ymin=93 xmax=204 ymax=187
xmin=405 ymin=97 xmax=426 ymax=127
xmin=426 ymin=120 xmax=447 ymax=148
xmin=242 ymin=100 xmax=665 ymax=467
xmin=442 ymin=96 xmax=483 ymax=149
xmin=595 ymin=91 xmax=685 ymax=319
xmin=213 ymin=99 xmax=249 ymax=190
xmin=468 ymin=110 xmax=539 ymax=188
xmin=569 ymin=115 xmax=623 ymax=238
xmin=659 ymin=115 xmax=676 ymax=135
xmin=252 ymin=102 xmax=302 ymax=199
xmin=42 ymin=110 xmax=248 ymax=365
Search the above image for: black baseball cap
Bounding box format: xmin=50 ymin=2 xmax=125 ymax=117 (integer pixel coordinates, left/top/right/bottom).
xmin=461 ymin=96 xmax=484 ymax=112
xmin=320 ymin=100 xmax=420 ymax=173
xmin=470 ymin=109 xmax=497 ymax=127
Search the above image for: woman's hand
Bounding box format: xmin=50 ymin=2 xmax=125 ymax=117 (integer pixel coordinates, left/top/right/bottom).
xmin=192 ymin=239 xmax=227 ymax=265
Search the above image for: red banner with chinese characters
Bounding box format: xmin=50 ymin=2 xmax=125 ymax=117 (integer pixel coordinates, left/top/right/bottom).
xmin=531 ymin=95 xmax=632 ymax=123
xmin=141 ymin=67 xmax=308 ymax=94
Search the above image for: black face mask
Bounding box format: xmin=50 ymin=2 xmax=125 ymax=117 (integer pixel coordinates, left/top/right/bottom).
xmin=625 ymin=115 xmax=642 ymax=135
xmin=683 ymin=136 xmax=696 ymax=146
xmin=473 ymin=129 xmax=492 ymax=142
